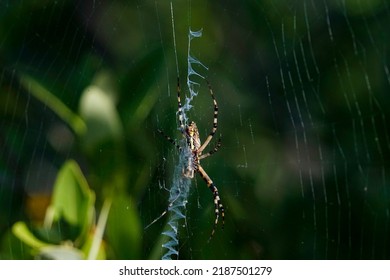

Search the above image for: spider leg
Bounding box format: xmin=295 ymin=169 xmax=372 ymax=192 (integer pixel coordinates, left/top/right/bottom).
xmin=198 ymin=165 xmax=225 ymax=239
xmin=199 ymin=136 xmax=221 ymax=160
xmin=144 ymin=190 xmax=182 ymax=230
xmin=157 ymin=129 xmax=181 ymax=150
xmin=198 ymin=80 xmax=218 ymax=154
xmin=144 ymin=209 xmax=168 ymax=230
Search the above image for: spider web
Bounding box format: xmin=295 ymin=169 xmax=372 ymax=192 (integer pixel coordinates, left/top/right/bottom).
xmin=0 ymin=0 xmax=390 ymax=260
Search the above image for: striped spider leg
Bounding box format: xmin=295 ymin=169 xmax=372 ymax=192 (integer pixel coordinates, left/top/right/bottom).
xmin=154 ymin=77 xmax=225 ymax=239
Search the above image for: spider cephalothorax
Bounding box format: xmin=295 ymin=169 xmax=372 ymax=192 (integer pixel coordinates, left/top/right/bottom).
xmin=158 ymin=78 xmax=224 ymax=238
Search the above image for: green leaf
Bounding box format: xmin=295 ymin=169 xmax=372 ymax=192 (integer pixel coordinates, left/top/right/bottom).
xmin=78 ymin=72 xmax=124 ymax=154
xmin=45 ymin=160 xmax=95 ymax=245
xmin=12 ymin=221 xmax=49 ymax=249
xmin=37 ymin=245 xmax=84 ymax=260
xmin=118 ymin=47 xmax=163 ymax=130
xmin=83 ymin=198 xmax=111 ymax=260
xmin=19 ymin=74 xmax=87 ymax=136
xmin=105 ymin=194 xmax=141 ymax=259
xmin=81 ymin=230 xmax=107 ymax=260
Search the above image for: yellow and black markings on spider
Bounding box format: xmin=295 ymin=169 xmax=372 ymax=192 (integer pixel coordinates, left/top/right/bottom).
xmin=155 ymin=77 xmax=225 ymax=240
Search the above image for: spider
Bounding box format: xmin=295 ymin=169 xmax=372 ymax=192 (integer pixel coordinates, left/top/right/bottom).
xmin=157 ymin=77 xmax=225 ymax=238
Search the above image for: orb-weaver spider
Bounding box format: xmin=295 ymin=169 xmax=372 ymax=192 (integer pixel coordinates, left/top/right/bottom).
xmin=157 ymin=77 xmax=225 ymax=238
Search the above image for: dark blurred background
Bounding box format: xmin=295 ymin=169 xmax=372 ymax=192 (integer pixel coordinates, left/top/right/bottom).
xmin=1 ymin=0 xmax=390 ymax=259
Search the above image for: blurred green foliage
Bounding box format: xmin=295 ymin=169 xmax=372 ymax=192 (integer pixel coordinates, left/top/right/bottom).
xmin=1 ymin=0 xmax=390 ymax=259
